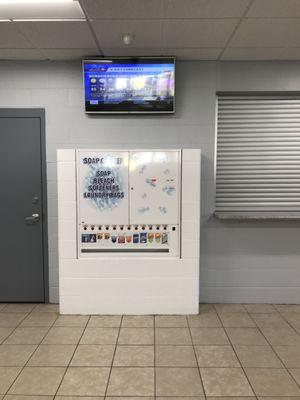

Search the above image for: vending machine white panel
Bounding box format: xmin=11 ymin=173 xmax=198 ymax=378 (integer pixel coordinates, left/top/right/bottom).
xmin=129 ymin=151 xmax=180 ymax=225
xmin=77 ymin=150 xmax=129 ymax=225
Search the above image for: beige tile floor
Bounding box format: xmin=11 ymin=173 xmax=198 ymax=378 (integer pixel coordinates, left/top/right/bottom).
xmin=1 ymin=303 xmax=300 ymax=399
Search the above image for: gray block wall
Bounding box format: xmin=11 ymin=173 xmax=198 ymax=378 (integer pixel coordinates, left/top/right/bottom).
xmin=0 ymin=59 xmax=299 ymax=304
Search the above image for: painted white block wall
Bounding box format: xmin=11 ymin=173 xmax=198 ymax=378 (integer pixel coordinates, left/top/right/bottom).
xmin=0 ymin=60 xmax=300 ymax=304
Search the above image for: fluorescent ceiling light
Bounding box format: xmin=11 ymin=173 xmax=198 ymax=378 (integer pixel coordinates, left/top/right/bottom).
xmin=13 ymin=18 xmax=84 ymax=21
xmin=0 ymin=0 xmax=75 ymax=3
xmin=0 ymin=0 xmax=84 ymax=20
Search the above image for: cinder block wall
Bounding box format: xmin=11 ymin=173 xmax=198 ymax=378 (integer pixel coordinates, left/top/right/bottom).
xmin=0 ymin=60 xmax=300 ymax=303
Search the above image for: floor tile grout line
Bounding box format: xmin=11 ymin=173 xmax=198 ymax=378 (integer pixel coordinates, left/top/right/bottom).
xmin=3 ymin=304 xmax=300 ymax=398
xmin=248 ymin=310 xmax=300 ymax=393
xmin=213 ymin=303 xmax=249 ymax=315
xmin=274 ymin=304 xmax=300 ymax=314
xmin=0 ymin=364 xmax=293 ymax=369
xmin=20 ymin=313 xmax=62 ymax=365
xmin=3 ymin=362 xmax=297 ymax=370
xmin=244 ymin=311 xmax=287 ymax=369
xmin=221 ymin=313 xmax=259 ymax=399
xmin=3 ymin=308 xmax=60 ymax=397
xmin=278 ymin=307 xmax=300 ymax=337
xmin=31 ymin=303 xmax=40 ymax=313
xmin=254 ymin=309 xmax=300 ymax=378
xmin=52 ymin=314 xmax=91 ymax=397
xmin=104 ymin=315 xmax=123 ymax=398
xmin=242 ymin=303 xmax=278 ymax=314
xmin=187 ymin=315 xmax=207 ymax=398
xmin=0 ymin=313 xmax=29 ymax=344
xmin=0 ymin=303 xmax=39 ymax=314
xmin=189 ymin=307 xmax=224 ymax=329
xmin=1 ymin=305 xmax=59 ymax=346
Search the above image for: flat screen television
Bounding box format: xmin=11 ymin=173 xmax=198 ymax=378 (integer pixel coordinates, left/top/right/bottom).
xmin=83 ymin=57 xmax=175 ymax=114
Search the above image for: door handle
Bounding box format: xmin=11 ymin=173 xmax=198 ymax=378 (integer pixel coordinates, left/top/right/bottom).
xmin=25 ymin=213 xmax=40 ymax=223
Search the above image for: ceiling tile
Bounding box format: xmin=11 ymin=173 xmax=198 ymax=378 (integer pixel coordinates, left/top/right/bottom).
xmin=81 ymin=0 xmax=164 ymax=19
xmin=91 ymin=20 xmax=162 ymax=48
xmin=15 ymin=21 xmax=98 ymax=49
xmin=0 ymin=48 xmax=46 ymax=60
xmin=0 ymin=21 xmax=32 ymax=48
xmin=42 ymin=48 xmax=101 ymax=60
xmin=164 ymin=0 xmax=251 ymax=18
xmin=0 ymin=2 xmax=84 ymax=19
xmin=77 ymin=46 xmax=221 ymax=60
xmin=229 ymin=18 xmax=300 ymax=47
xmin=102 ymin=48 xmax=163 ymax=56
xmin=222 ymin=47 xmax=300 ymax=60
xmin=163 ymin=47 xmax=222 ymax=60
xmin=163 ymin=19 xmax=238 ymax=48
xmin=247 ymin=0 xmax=300 ymax=18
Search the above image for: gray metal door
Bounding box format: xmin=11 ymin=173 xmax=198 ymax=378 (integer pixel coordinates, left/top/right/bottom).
xmin=0 ymin=109 xmax=48 ymax=302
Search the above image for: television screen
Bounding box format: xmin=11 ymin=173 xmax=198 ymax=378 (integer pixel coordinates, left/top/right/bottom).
xmin=83 ymin=57 xmax=175 ymax=114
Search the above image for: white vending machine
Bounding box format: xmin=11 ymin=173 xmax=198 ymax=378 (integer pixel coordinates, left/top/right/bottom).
xmin=78 ymin=150 xmax=180 ymax=257
xmin=58 ymin=148 xmax=200 ymax=314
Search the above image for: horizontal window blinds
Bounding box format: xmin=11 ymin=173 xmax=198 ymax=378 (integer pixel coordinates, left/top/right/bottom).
xmin=216 ymin=95 xmax=300 ymax=219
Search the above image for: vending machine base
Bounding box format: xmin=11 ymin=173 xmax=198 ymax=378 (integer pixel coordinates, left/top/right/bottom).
xmin=57 ymin=149 xmax=201 ymax=315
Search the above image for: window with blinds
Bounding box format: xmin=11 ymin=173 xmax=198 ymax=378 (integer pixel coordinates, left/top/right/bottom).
xmin=215 ymin=94 xmax=300 ymax=219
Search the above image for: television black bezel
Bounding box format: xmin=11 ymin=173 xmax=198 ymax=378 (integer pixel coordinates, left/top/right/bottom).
xmin=82 ymin=56 xmax=176 ymax=114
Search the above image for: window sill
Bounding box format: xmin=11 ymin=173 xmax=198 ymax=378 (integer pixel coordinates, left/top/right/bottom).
xmin=214 ymin=211 xmax=300 ymax=220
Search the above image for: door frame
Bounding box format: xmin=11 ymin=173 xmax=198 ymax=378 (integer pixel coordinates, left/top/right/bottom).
xmin=0 ymin=108 xmax=49 ymax=303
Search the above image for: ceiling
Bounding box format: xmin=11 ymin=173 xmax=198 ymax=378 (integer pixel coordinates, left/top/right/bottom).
xmin=0 ymin=0 xmax=300 ymax=61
